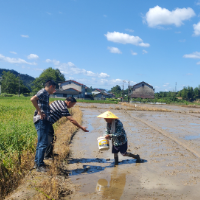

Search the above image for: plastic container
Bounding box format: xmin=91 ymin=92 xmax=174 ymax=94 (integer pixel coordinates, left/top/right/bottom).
xmin=96 ymin=179 xmax=108 ymax=193
xmin=97 ymin=136 xmax=109 ymax=151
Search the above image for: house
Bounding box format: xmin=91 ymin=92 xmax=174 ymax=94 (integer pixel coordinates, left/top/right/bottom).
xmin=92 ymin=89 xmax=115 ymax=100
xmin=129 ymin=81 xmax=155 ymax=99
xmin=52 ymin=80 xmax=87 ymax=98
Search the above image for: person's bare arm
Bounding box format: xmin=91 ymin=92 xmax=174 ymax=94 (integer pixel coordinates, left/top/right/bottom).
xmin=30 ymin=95 xmax=46 ymax=120
xmin=66 ymin=116 xmax=89 ymax=132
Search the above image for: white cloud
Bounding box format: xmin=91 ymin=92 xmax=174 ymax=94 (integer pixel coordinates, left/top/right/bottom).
xmin=47 ymin=59 xmax=110 ymax=79
xmin=131 ymin=51 xmax=137 ymax=55
xmin=197 ymin=61 xmax=200 ymax=65
xmin=125 ymin=29 xmax=134 ymax=32
xmin=175 ymin=31 xmax=181 ymax=33
xmin=46 ymin=59 xmax=60 ymax=65
xmin=144 ymin=6 xmax=195 ymax=27
xmin=103 ymin=14 xmax=107 ymax=17
xmin=163 ymin=83 xmax=170 ymax=87
xmin=196 ymin=0 xmax=200 ymax=5
xmin=105 ymin=31 xmax=150 ymax=47
xmin=86 ymin=71 xmax=96 ymax=76
xmin=27 ymin=54 xmax=39 ymax=60
xmin=143 ymin=50 xmax=148 ymax=54
xmin=99 ymin=73 xmax=110 ymax=78
xmin=183 ymin=52 xmax=200 ymax=59
xmin=0 ymin=54 xmax=37 ymax=65
xmin=46 ymin=12 xmax=52 ymax=15
xmin=193 ymin=22 xmax=200 ymax=36
xmin=186 ymin=73 xmax=193 ymax=75
xmin=107 ymin=47 xmax=122 ymax=54
xmin=21 ymin=35 xmax=29 ymax=38
xmin=10 ymin=51 xmax=17 ymax=54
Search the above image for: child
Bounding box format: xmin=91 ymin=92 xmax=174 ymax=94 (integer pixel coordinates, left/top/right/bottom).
xmin=30 ymin=80 xmax=56 ymax=172
xmin=97 ymin=111 xmax=141 ymax=165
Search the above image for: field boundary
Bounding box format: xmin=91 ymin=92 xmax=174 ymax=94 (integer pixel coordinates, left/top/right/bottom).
xmin=5 ymin=106 xmax=82 ymax=200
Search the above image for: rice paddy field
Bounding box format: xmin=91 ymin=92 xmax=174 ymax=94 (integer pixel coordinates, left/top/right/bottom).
xmin=0 ymin=96 xmax=69 ymax=197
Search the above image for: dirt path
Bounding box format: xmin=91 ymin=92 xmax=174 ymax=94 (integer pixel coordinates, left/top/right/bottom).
xmin=68 ymin=105 xmax=200 ymax=200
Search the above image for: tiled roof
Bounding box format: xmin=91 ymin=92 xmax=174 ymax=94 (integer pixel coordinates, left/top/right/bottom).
xmin=132 ymin=81 xmax=153 ymax=88
xmin=61 ymin=80 xmax=85 ymax=86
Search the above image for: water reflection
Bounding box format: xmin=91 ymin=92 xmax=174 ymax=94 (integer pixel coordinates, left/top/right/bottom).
xmin=96 ymin=170 xmax=126 ymax=200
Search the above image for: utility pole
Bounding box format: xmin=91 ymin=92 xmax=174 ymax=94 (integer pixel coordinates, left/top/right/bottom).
xmin=175 ymin=82 xmax=177 ymax=93
xmin=123 ymin=80 xmax=126 ymax=102
xmin=128 ymin=81 xmax=130 ymax=102
xmin=18 ymin=74 xmax=20 ymax=97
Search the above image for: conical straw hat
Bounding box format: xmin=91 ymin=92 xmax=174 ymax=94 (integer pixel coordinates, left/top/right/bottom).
xmin=97 ymin=111 xmax=118 ymax=119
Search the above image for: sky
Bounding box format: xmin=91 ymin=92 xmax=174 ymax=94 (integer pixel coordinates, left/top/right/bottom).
xmin=0 ymin=0 xmax=199 ymax=92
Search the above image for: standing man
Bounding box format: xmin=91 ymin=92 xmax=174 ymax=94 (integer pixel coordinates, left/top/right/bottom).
xmin=45 ymin=96 xmax=89 ymax=159
xmin=30 ymin=80 xmax=56 ymax=172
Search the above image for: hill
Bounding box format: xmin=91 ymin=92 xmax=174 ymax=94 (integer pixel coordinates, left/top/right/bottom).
xmin=0 ymin=68 xmax=35 ymax=91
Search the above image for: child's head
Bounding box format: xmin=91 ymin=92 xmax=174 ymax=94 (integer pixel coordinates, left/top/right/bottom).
xmin=45 ymin=80 xmax=56 ymax=94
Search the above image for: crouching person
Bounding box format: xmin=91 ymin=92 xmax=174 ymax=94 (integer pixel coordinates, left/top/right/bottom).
xmin=44 ymin=97 xmax=89 ymax=159
xmin=97 ymin=111 xmax=141 ymax=165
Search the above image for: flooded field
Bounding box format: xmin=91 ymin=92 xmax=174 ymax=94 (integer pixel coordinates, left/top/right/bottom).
xmin=68 ymin=104 xmax=200 ymax=200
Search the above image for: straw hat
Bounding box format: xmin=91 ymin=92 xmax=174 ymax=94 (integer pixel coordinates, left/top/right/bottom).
xmin=97 ymin=111 xmax=119 ymax=119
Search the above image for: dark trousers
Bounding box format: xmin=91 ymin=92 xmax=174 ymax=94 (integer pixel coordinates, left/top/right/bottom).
xmin=34 ymin=119 xmax=50 ymax=166
xmin=45 ymin=124 xmax=55 ymax=158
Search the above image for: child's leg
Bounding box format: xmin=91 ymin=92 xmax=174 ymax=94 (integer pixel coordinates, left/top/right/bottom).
xmin=123 ymin=152 xmax=141 ymax=161
xmin=114 ymin=153 xmax=119 ymax=165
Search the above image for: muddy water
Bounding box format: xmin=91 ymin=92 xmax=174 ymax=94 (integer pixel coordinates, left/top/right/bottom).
xmin=68 ymin=106 xmax=200 ymax=200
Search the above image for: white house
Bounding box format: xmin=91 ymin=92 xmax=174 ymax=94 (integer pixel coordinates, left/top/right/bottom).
xmin=92 ymin=89 xmax=115 ymax=100
xmin=52 ymin=80 xmax=87 ymax=98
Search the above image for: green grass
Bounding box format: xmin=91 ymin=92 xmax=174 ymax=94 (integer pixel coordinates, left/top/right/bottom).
xmin=0 ymin=96 xmax=36 ymax=169
xmin=0 ymin=96 xmax=118 ymax=170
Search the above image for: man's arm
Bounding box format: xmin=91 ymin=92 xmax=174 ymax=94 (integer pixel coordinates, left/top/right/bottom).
xmin=66 ymin=116 xmax=89 ymax=132
xmin=30 ymin=95 xmax=45 ymax=120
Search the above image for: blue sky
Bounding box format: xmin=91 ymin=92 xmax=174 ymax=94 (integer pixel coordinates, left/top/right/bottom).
xmin=0 ymin=0 xmax=199 ymax=92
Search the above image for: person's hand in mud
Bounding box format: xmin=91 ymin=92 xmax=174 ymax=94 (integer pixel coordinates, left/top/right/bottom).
xmin=81 ymin=127 xmax=89 ymax=132
xmin=105 ymin=135 xmax=111 ymax=140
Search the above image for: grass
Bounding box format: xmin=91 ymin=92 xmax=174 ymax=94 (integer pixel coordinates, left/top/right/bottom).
xmin=33 ymin=106 xmax=82 ymax=200
xmin=0 ymin=96 xmax=37 ymax=197
xmin=0 ymin=96 xmax=82 ymax=199
xmin=121 ymin=103 xmax=172 ymax=112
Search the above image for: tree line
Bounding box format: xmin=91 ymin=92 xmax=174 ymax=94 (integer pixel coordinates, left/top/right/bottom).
xmin=0 ymin=67 xmax=65 ymax=95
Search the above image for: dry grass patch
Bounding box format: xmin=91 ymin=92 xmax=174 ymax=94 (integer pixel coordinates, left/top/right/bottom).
xmin=121 ymin=103 xmax=172 ymax=112
xmin=32 ymin=106 xmax=82 ymax=200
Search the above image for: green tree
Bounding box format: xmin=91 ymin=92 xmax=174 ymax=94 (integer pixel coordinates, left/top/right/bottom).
xmin=31 ymin=68 xmax=65 ymax=93
xmin=1 ymin=71 xmax=30 ymax=94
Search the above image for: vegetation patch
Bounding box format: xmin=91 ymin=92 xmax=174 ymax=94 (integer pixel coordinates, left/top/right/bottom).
xmin=0 ymin=96 xmax=82 ymax=199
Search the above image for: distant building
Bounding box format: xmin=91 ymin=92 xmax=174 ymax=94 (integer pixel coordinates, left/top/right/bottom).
xmin=92 ymin=89 xmax=115 ymax=100
xmin=52 ymin=80 xmax=87 ymax=98
xmin=129 ymin=81 xmax=154 ymax=99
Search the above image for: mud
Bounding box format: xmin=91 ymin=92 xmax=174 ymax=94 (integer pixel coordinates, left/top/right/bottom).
xmin=68 ymin=104 xmax=200 ymax=200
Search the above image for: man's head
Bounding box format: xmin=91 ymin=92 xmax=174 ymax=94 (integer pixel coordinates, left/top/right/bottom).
xmin=44 ymin=80 xmax=56 ymax=94
xmin=65 ymin=97 xmax=77 ymax=108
